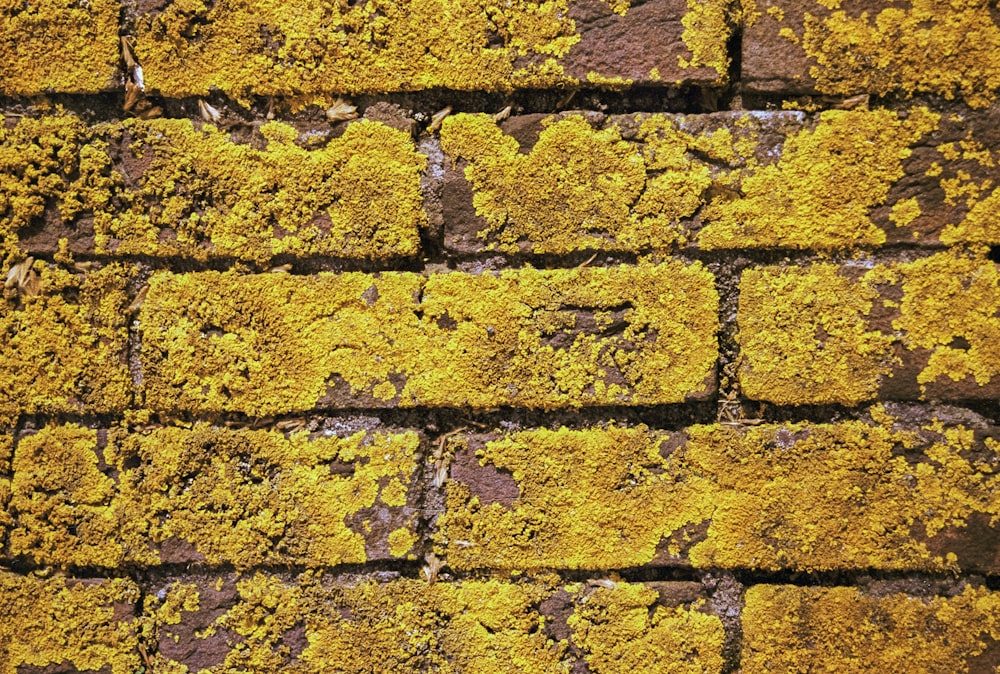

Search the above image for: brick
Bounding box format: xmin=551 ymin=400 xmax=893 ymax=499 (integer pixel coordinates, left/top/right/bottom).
xmin=0 ymin=0 xmax=120 ymax=95
xmin=439 ymin=415 xmax=1000 ymax=573
xmin=138 ymin=262 xmax=718 ymax=415
xmin=5 ymin=423 xmax=421 ymax=569
xmin=738 ymin=250 xmax=1000 ymax=405
xmin=0 ymin=570 xmax=140 ymax=673
xmin=149 ymin=574 xmax=723 ymax=673
xmin=1 ymin=114 xmax=426 ymax=264
xmin=130 ymin=0 xmax=735 ymax=102
xmin=742 ymin=584 xmax=1000 ymax=673
xmin=742 ymin=0 xmax=1000 ymax=109
xmin=0 ymin=262 xmax=133 ymax=426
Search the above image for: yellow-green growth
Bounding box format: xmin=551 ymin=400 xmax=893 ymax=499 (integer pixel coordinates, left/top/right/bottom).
xmin=679 ymin=0 xmax=738 ymax=80
xmin=894 ymin=250 xmax=1000 ymax=395
xmin=568 ymin=583 xmax=725 ymax=674
xmin=941 ymin=188 xmax=1000 ymax=244
xmin=789 ymin=0 xmax=1000 ymax=108
xmin=0 ymin=0 xmax=120 ymax=95
xmin=0 ymin=571 xmax=140 ymax=674
xmin=737 ymin=263 xmax=894 ymax=405
xmin=113 ymin=425 xmax=420 ymax=568
xmin=103 ymin=119 xmax=425 ymax=263
xmin=700 ymin=107 xmax=938 ymax=249
xmin=441 ymin=421 xmax=999 ymax=572
xmin=8 ymin=424 xmax=146 ymax=567
xmin=139 ymin=262 xmax=718 ymax=414
xmin=438 ymin=426 xmax=714 ymax=570
xmin=440 ymin=113 xmax=722 ymax=253
xmin=132 ymin=0 xmax=705 ymax=100
xmin=742 ymin=585 xmax=1000 ymax=672
xmin=0 ymin=114 xmax=116 ymax=267
xmin=682 ymin=421 xmax=1000 ymax=572
xmin=0 ymin=263 xmax=133 ymax=425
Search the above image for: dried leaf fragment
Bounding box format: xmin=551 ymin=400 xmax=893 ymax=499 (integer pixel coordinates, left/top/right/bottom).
xmin=326 ymin=98 xmax=358 ymax=122
xmin=198 ymin=99 xmax=221 ymax=124
xmin=425 ymin=106 xmax=452 ymax=134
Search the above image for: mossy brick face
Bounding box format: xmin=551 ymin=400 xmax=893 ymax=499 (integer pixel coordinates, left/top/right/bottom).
xmin=137 ymin=262 xmax=719 ymax=415
xmin=148 ymin=573 xmax=724 ymax=673
xmin=0 ymin=0 xmax=121 ymax=96
xmin=129 ymin=0 xmax=735 ymax=102
xmin=0 ymin=263 xmax=133 ymax=427
xmin=742 ymin=0 xmax=1000 ymax=108
xmin=439 ymin=417 xmax=1000 ymax=573
xmin=738 ymin=250 xmax=1000 ymax=405
xmin=4 ymin=423 xmax=421 ymax=569
xmin=1 ymin=114 xmax=426 ymax=265
xmin=742 ymin=584 xmax=1000 ymax=673
xmin=0 ymin=570 xmax=140 ymax=674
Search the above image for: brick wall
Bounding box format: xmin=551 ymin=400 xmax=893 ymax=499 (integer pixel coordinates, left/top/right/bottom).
xmin=2 ymin=1 xmax=1000 ymax=671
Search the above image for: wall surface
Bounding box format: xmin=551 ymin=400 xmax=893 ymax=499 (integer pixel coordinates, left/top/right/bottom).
xmin=2 ymin=0 xmax=1000 ymax=672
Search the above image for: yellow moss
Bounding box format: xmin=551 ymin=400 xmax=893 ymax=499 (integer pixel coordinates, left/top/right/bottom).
xmin=0 ymin=263 xmax=133 ymax=426
xmin=678 ymin=0 xmax=737 ymax=80
xmin=441 ymin=421 xmax=999 ymax=573
xmin=131 ymin=0 xmax=706 ymax=100
xmin=0 ymin=114 xmax=117 ymax=267
xmin=787 ymin=0 xmax=1000 ymax=108
xmin=0 ymin=0 xmax=119 ymax=95
xmin=568 ymin=583 xmax=725 ymax=674
xmin=387 ymin=527 xmax=418 ymax=557
xmin=440 ymin=113 xmax=724 ymax=253
xmin=102 ymin=118 xmax=425 ymax=263
xmin=742 ymin=585 xmax=1000 ymax=672
xmin=438 ymin=425 xmax=714 ymax=570
xmin=8 ymin=424 xmax=148 ymax=568
xmin=889 ymin=197 xmax=921 ymax=228
xmin=113 ymin=425 xmax=419 ymax=568
xmin=139 ymin=262 xmax=718 ymax=413
xmin=737 ymin=263 xmax=895 ymax=405
xmin=699 ymin=107 xmax=938 ymax=249
xmin=893 ymin=250 xmax=1000 ymax=394
xmin=0 ymin=571 xmax=140 ymax=674
xmin=302 ymin=579 xmax=564 ymax=673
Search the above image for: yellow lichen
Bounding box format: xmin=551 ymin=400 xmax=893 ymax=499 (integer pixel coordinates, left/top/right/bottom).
xmin=439 ymin=113 xmax=724 ymax=253
xmin=0 ymin=571 xmax=140 ymax=674
xmin=889 ymin=197 xmax=921 ymax=228
xmin=568 ymin=583 xmax=725 ymax=674
xmin=737 ymin=263 xmax=895 ymax=405
xmin=893 ymin=250 xmax=1000 ymax=394
xmin=139 ymin=262 xmax=718 ymax=414
xmin=789 ymin=0 xmax=1000 ymax=108
xmin=0 ymin=263 xmax=133 ymax=426
xmin=131 ymin=0 xmax=712 ymax=101
xmin=940 ymin=187 xmax=1000 ymax=244
xmin=440 ymin=421 xmax=999 ymax=573
xmin=0 ymin=0 xmax=120 ymax=95
xmin=113 ymin=425 xmax=419 ymax=568
xmin=102 ymin=118 xmax=426 ymax=263
xmin=742 ymin=585 xmax=1000 ymax=672
xmin=699 ymin=108 xmax=939 ymax=249
xmin=387 ymin=527 xmax=418 ymax=557
xmin=678 ymin=0 xmax=737 ymax=80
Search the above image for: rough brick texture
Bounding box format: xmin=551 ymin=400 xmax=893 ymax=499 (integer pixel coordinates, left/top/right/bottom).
xmin=4 ymin=0 xmax=1000 ymax=669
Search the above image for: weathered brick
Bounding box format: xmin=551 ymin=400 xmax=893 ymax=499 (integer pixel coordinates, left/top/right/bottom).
xmin=0 ymin=570 xmax=140 ymax=673
xmin=138 ymin=262 xmax=718 ymax=415
xmin=742 ymin=584 xmax=1000 ymax=673
xmin=742 ymin=0 xmax=1000 ymax=108
xmin=0 ymin=262 xmax=133 ymax=426
xmin=738 ymin=250 xmax=1000 ymax=405
xmin=130 ymin=0 xmax=736 ymax=102
xmin=1 ymin=114 xmax=426 ymax=264
xmin=439 ymin=414 xmax=1000 ymax=573
xmin=5 ymin=423 xmax=421 ymax=569
xmin=0 ymin=0 xmax=120 ymax=95
xmin=440 ymin=106 xmax=1000 ymax=253
xmin=149 ymin=574 xmax=724 ymax=673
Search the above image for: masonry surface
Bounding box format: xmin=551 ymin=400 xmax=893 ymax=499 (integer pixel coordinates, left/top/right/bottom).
xmin=2 ymin=0 xmax=1000 ymax=672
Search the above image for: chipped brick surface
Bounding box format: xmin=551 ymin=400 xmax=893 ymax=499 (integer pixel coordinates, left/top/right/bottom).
xmin=739 ymin=250 xmax=1000 ymax=405
xmin=138 ymin=263 xmax=718 ymax=415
